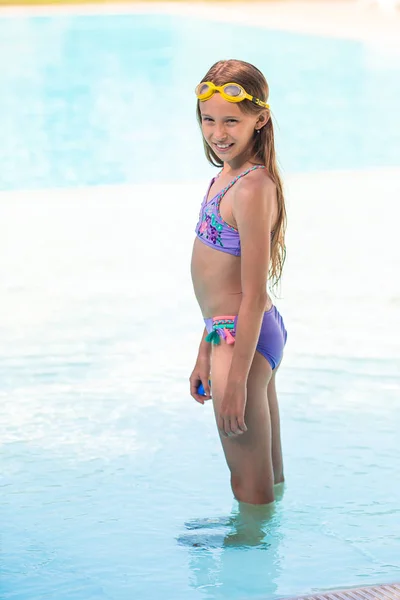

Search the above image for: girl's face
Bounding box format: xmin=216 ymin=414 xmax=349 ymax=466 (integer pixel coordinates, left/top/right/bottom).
xmin=199 ymin=93 xmax=265 ymax=165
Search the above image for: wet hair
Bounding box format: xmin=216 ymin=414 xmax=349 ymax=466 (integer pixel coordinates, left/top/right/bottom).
xmin=196 ymin=59 xmax=286 ymax=293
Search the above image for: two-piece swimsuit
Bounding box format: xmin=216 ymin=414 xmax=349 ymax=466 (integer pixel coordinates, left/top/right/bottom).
xmin=194 ymin=165 xmax=287 ymax=370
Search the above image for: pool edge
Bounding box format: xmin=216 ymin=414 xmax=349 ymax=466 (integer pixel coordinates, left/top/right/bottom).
xmin=281 ymin=582 xmax=400 ymax=600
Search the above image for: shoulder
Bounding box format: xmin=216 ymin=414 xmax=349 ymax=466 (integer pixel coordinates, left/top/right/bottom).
xmin=232 ymin=168 xmax=277 ymax=216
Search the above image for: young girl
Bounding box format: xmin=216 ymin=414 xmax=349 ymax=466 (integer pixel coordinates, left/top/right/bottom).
xmin=190 ymin=59 xmax=287 ymax=506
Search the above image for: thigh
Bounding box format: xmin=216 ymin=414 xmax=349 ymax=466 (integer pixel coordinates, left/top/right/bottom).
xmin=210 ymin=342 xmax=274 ymax=482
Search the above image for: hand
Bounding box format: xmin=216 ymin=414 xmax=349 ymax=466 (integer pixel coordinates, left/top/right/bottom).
xmin=218 ymin=382 xmax=248 ymax=438
xmin=189 ymin=355 xmax=212 ymax=405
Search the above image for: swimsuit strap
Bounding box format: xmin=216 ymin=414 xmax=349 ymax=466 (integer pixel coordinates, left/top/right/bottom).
xmin=217 ymin=165 xmax=265 ymax=201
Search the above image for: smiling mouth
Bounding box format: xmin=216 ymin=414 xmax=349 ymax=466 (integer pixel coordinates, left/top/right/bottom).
xmin=214 ymin=142 xmax=234 ymax=151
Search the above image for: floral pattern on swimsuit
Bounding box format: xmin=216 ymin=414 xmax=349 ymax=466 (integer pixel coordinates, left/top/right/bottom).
xmin=198 ymin=208 xmax=224 ymax=247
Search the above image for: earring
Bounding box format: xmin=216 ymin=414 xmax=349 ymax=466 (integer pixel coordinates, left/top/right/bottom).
xmin=256 ymin=129 xmax=260 ymax=134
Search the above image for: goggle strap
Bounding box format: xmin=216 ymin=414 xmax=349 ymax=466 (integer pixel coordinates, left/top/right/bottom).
xmin=251 ymin=97 xmax=268 ymax=109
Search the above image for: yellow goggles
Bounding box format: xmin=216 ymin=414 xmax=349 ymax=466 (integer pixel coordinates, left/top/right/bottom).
xmin=195 ymin=81 xmax=270 ymax=109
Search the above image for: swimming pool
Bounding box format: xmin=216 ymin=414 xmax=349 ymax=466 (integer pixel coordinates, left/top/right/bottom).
xmin=0 ymin=10 xmax=399 ymax=600
xmin=0 ymin=13 xmax=400 ymax=191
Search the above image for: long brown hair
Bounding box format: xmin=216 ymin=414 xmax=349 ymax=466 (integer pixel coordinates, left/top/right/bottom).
xmin=196 ymin=59 xmax=287 ymax=293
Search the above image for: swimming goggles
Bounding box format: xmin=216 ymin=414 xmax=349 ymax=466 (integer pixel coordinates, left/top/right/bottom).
xmin=195 ymin=81 xmax=270 ymax=109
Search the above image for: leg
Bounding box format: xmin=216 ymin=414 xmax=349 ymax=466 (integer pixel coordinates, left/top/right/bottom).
xmin=211 ymin=343 xmax=275 ymax=505
xmin=267 ymin=362 xmax=285 ymax=485
xmin=223 ymin=500 xmax=276 ymax=547
xmin=255 ymin=306 xmax=286 ymax=485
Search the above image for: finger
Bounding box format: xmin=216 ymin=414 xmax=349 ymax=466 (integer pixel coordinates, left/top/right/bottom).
xmin=218 ymin=415 xmax=228 ymax=437
xmin=190 ymin=378 xmax=204 ymax=405
xmin=229 ymin=417 xmax=243 ymax=436
xmin=237 ymin=415 xmax=247 ymax=433
xmin=193 ymin=395 xmax=205 ymax=405
xmin=224 ymin=416 xmax=233 ymax=437
xmin=198 ymin=378 xmax=211 ymax=401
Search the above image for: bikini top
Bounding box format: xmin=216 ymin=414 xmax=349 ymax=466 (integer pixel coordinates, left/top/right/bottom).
xmin=195 ymin=165 xmax=266 ymax=256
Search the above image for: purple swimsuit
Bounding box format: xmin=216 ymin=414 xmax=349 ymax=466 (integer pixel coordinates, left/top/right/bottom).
xmin=195 ymin=166 xmax=287 ymax=370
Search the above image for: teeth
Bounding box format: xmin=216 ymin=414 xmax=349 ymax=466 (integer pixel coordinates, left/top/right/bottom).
xmin=216 ymin=144 xmax=230 ymax=148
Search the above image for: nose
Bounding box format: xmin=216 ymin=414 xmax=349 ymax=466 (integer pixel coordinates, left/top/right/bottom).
xmin=214 ymin=123 xmax=227 ymax=141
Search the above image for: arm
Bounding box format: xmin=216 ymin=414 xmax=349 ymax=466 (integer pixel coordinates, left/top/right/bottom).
xmin=189 ymin=327 xmax=212 ymax=404
xmin=218 ymin=174 xmax=276 ymax=435
xmin=229 ymin=175 xmax=275 ymax=383
xmin=198 ymin=326 xmax=211 ymax=359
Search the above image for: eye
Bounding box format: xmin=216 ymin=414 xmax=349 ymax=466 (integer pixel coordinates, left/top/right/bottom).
xmin=226 ymin=119 xmax=238 ymax=124
xmin=202 ymin=116 xmax=213 ymax=122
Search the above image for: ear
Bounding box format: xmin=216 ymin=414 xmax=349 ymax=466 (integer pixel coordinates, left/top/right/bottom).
xmin=255 ymin=110 xmax=270 ymax=129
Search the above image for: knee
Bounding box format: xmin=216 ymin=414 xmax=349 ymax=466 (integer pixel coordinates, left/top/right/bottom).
xmin=230 ymin=474 xmax=275 ymax=505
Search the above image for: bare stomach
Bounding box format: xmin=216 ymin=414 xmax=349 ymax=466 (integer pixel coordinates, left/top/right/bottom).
xmin=191 ymin=238 xmax=271 ymax=318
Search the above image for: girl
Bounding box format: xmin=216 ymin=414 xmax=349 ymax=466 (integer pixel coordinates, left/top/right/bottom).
xmin=190 ymin=59 xmax=287 ymax=506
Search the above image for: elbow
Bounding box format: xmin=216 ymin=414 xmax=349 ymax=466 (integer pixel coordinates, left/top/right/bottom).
xmin=241 ymin=291 xmax=268 ymax=311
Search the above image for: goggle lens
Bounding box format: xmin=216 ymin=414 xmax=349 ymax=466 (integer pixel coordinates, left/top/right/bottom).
xmin=197 ymin=83 xmax=211 ymax=96
xmin=223 ymin=84 xmax=243 ymax=98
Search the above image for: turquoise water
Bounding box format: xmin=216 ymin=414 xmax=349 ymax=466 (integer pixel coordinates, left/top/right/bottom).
xmin=0 ymin=14 xmax=400 ymax=190
xmin=1 ymin=11 xmax=400 ymax=600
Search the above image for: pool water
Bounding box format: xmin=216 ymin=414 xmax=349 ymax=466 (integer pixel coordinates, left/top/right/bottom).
xmin=1 ymin=11 xmax=400 ymax=600
xmin=0 ymin=14 xmax=400 ymax=190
